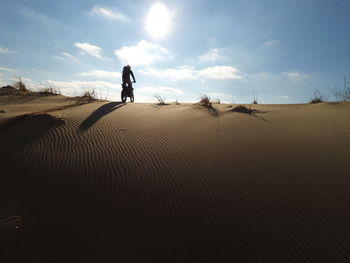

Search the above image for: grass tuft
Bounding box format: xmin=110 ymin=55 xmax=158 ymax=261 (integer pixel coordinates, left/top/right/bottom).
xmin=38 ymin=86 xmax=61 ymax=95
xmin=310 ymin=90 xmax=325 ymax=104
xmin=198 ymin=95 xmax=220 ymax=117
xmin=212 ymin=98 xmax=221 ymax=104
xmin=14 ymin=78 xmax=29 ymax=92
xmin=199 ymin=95 xmax=213 ymax=108
xmin=154 ymin=94 xmax=167 ymax=105
xmin=67 ymin=89 xmax=98 ymax=105
xmin=332 ymin=76 xmax=350 ymax=102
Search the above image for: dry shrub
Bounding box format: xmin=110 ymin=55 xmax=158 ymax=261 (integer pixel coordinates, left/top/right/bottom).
xmin=199 ymin=95 xmax=213 ymax=108
xmin=252 ymin=92 xmax=258 ymax=104
xmin=332 ymin=76 xmax=350 ymax=102
xmin=155 ymin=94 xmax=166 ymax=105
xmin=198 ymin=95 xmax=220 ymax=117
xmin=81 ymin=90 xmax=96 ymax=99
xmin=80 ymin=89 xmax=96 ymax=103
xmin=212 ymin=98 xmax=221 ymax=104
xmin=310 ymin=90 xmax=325 ymax=104
xmin=14 ymin=78 xmax=29 ymax=92
xmin=39 ymin=86 xmax=61 ymax=95
xmin=232 ymin=105 xmax=254 ymax=114
xmin=310 ymin=98 xmax=323 ymax=104
xmin=334 ymin=88 xmax=350 ymax=101
xmin=70 ymin=89 xmax=97 ymax=105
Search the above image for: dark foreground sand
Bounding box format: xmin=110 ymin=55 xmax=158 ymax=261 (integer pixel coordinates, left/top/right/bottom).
xmin=1 ymin=88 xmax=350 ymax=262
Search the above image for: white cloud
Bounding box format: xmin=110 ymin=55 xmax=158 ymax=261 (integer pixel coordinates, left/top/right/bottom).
xmin=61 ymin=52 xmax=75 ymax=60
xmin=0 ymin=67 xmax=17 ymax=72
xmin=47 ymin=80 xmax=118 ymax=91
xmin=54 ymin=52 xmax=79 ymax=62
xmin=74 ymin=42 xmax=102 ymax=58
xmin=79 ymin=70 xmax=121 ymax=79
xmin=139 ymin=66 xmax=197 ymax=81
xmin=91 ymin=6 xmax=129 ymax=22
xmin=47 ymin=80 xmax=120 ymax=99
xmin=115 ymin=40 xmax=169 ymax=66
xmin=139 ymin=86 xmax=183 ymax=95
xmin=140 ymin=65 xmax=245 ymax=80
xmin=259 ymin=94 xmax=294 ymax=104
xmin=250 ymin=71 xmax=308 ymax=81
xmin=0 ymin=48 xmax=14 ymax=54
xmin=249 ymin=72 xmax=272 ymax=80
xmin=21 ymin=77 xmax=32 ymax=83
xmin=282 ymin=71 xmax=308 ymax=80
xmin=197 ymin=66 xmax=246 ymax=80
xmin=276 ymin=95 xmax=292 ymax=99
xmin=261 ymin=40 xmax=280 ymax=48
xmin=8 ymin=77 xmax=33 ymax=83
xmin=198 ymin=48 xmax=225 ymax=62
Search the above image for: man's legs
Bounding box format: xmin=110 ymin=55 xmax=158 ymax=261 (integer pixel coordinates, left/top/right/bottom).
xmin=126 ymin=80 xmax=133 ymax=90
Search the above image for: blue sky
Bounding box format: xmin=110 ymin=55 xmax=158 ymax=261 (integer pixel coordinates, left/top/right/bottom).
xmin=1 ymin=0 xmax=349 ymax=103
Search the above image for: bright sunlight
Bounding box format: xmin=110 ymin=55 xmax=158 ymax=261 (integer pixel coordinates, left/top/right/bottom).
xmin=146 ymin=3 xmax=170 ymax=38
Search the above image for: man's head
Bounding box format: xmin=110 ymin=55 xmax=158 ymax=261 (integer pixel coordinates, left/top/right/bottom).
xmin=126 ymin=65 xmax=131 ymax=69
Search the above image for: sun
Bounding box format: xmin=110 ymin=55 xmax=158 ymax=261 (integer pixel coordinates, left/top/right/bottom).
xmin=146 ymin=3 xmax=170 ymax=38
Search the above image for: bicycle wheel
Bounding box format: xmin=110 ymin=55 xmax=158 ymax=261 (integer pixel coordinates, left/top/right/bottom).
xmin=121 ymin=90 xmax=126 ymax=102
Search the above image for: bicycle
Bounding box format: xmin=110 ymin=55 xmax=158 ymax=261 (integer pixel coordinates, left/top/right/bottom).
xmin=121 ymin=82 xmax=135 ymax=103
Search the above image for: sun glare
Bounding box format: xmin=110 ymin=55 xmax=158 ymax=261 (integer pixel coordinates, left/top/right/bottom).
xmin=146 ymin=3 xmax=170 ymax=38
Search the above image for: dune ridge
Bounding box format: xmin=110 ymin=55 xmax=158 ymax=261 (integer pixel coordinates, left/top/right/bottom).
xmin=1 ymin=91 xmax=350 ymax=262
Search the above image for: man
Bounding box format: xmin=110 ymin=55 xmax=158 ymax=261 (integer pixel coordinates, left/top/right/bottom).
xmin=122 ymin=65 xmax=136 ymax=90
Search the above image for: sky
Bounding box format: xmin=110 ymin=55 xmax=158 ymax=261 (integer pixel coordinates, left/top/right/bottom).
xmin=0 ymin=0 xmax=350 ymax=103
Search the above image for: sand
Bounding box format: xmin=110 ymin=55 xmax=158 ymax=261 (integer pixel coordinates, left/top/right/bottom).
xmin=1 ymin=87 xmax=350 ymax=262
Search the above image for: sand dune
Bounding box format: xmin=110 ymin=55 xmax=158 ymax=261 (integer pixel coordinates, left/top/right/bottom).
xmin=1 ymin=88 xmax=350 ymax=262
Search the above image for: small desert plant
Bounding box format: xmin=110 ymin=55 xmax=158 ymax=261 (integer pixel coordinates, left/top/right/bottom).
xmin=212 ymin=98 xmax=221 ymax=104
xmin=72 ymin=88 xmax=97 ymax=104
xmin=332 ymin=76 xmax=350 ymax=102
xmin=14 ymin=77 xmax=29 ymax=92
xmin=198 ymin=95 xmax=220 ymax=117
xmin=310 ymin=90 xmax=325 ymax=104
xmin=199 ymin=95 xmax=213 ymax=108
xmin=82 ymin=89 xmax=96 ymax=99
xmin=39 ymin=86 xmax=61 ymax=95
xmin=232 ymin=105 xmax=254 ymax=114
xmin=104 ymin=87 xmax=110 ymax=101
xmin=252 ymin=92 xmax=258 ymax=104
xmin=155 ymin=94 xmax=166 ymax=105
xmin=98 ymin=87 xmax=108 ymax=101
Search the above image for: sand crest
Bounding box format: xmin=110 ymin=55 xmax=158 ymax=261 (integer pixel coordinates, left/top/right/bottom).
xmin=1 ymin=89 xmax=350 ymax=262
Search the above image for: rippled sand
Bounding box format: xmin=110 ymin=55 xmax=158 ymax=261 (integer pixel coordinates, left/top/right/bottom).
xmin=1 ymin=88 xmax=350 ymax=262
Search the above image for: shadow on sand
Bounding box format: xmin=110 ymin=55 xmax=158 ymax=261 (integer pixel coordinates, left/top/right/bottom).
xmin=78 ymin=102 xmax=125 ymax=133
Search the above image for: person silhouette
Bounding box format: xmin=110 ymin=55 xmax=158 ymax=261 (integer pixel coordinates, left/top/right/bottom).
xmin=122 ymin=65 xmax=136 ymax=91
